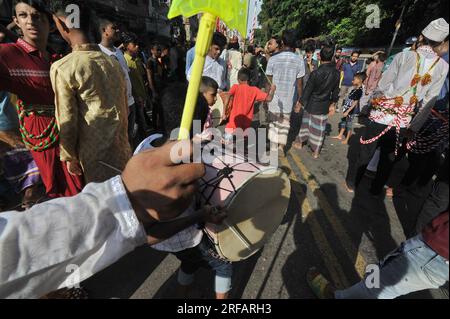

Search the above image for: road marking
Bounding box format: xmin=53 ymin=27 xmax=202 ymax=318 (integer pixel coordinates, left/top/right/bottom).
xmin=279 ymin=157 xmax=349 ymax=288
xmin=289 ymin=152 xmax=367 ymax=279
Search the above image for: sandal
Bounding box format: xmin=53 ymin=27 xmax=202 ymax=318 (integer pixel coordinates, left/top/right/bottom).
xmin=306 ymin=267 xmax=335 ymax=299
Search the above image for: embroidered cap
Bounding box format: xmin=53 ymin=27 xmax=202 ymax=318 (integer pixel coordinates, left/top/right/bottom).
xmin=422 ymin=18 xmax=449 ymax=43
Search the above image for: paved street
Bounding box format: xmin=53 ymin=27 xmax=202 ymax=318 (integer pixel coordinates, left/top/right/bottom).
xmin=82 ymin=114 xmax=448 ymax=299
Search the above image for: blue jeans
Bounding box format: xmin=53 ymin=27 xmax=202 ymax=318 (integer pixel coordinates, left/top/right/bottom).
xmin=335 ymin=235 xmax=449 ymax=299
xmin=174 ymin=236 xmax=233 ymax=294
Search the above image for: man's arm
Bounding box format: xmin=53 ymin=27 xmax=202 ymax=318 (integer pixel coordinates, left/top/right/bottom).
xmin=0 ymin=176 xmax=147 ymax=299
xmin=409 ymin=65 xmax=448 ymax=132
xmin=146 ymin=206 xmax=226 ymax=245
xmin=296 ymin=77 xmax=304 ymax=102
xmin=51 ymin=67 xmax=79 ymax=163
xmin=296 ymin=58 xmax=306 ymax=100
xmin=0 ymin=140 xmax=205 ymax=299
xmin=145 ymin=64 xmax=158 ymax=100
xmin=300 ymin=71 xmax=316 ymax=106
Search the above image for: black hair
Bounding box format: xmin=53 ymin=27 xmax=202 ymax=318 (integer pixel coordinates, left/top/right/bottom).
xmin=212 ymin=32 xmax=227 ymax=50
xmin=228 ymin=41 xmax=240 ymax=50
xmin=271 ymin=35 xmax=283 ymax=48
xmin=354 ymin=72 xmax=367 ymax=83
xmin=320 ymin=45 xmax=334 ymax=62
xmin=281 ymin=29 xmax=298 ymax=48
xmin=98 ymin=18 xmax=116 ymax=36
xmin=351 ymin=50 xmax=361 ymax=57
xmin=160 ymin=82 xmax=209 ymax=137
xmin=122 ymin=32 xmax=138 ymax=46
xmin=335 ymin=47 xmax=343 ymax=52
xmin=13 ymin=0 xmax=52 ymax=23
xmin=149 ymin=42 xmax=160 ymax=50
xmin=304 ymin=43 xmax=315 ymax=54
xmin=378 ymin=52 xmax=387 ymax=62
xmin=247 ymin=45 xmax=255 ymax=55
xmin=238 ymin=68 xmax=251 ymax=82
xmin=200 ymin=76 xmax=219 ymax=93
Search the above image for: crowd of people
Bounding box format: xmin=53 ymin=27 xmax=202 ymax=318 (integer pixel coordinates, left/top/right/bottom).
xmin=0 ymin=0 xmax=448 ymax=300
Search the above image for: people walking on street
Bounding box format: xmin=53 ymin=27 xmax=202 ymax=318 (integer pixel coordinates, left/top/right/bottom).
xmin=296 ymin=46 xmax=340 ymax=158
xmin=266 ymin=30 xmax=305 ymax=149
xmin=345 ymin=18 xmax=449 ymax=195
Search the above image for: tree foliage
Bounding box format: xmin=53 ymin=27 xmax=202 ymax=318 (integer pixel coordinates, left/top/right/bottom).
xmin=256 ymin=0 xmax=449 ymax=47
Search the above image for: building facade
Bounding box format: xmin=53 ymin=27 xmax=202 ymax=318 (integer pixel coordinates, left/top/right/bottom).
xmin=0 ymin=0 xmax=171 ymax=38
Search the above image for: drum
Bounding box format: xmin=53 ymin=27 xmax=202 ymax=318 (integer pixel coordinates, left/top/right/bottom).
xmin=199 ymin=144 xmax=291 ymax=262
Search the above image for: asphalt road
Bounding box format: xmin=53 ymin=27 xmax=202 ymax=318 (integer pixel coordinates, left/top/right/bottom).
xmin=82 ymin=113 xmax=448 ymax=299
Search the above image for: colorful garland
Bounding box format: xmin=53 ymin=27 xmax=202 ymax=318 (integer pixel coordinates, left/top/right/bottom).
xmin=15 ymin=100 xmax=59 ymax=152
xmin=371 ymin=52 xmax=441 ymax=110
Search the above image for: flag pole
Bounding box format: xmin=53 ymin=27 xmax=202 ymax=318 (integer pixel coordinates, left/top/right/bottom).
xmin=178 ymin=12 xmax=217 ymax=140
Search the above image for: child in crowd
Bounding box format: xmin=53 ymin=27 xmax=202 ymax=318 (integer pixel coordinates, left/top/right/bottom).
xmin=223 ymin=68 xmax=276 ymax=144
xmin=133 ymin=82 xmax=233 ymax=300
xmin=197 ymin=76 xmax=219 ymax=141
xmin=332 ymin=72 xmax=366 ymax=145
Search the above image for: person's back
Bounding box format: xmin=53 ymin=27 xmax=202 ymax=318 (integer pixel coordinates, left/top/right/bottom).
xmin=266 ymin=51 xmax=305 ymax=114
xmin=227 ymin=83 xmax=267 ymax=131
xmin=374 ymin=47 xmax=448 ymax=130
xmin=51 ymin=46 xmax=131 ymax=183
xmin=125 ymin=52 xmax=147 ymax=101
xmin=303 ymin=63 xmax=341 ymax=115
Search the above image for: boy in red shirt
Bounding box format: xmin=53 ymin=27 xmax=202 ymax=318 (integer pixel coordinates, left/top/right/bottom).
xmin=224 ymin=68 xmax=276 ymax=143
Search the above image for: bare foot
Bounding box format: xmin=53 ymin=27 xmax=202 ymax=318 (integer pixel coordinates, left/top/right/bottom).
xmin=341 ymin=140 xmax=348 ymax=145
xmin=293 ymin=142 xmax=303 ymax=150
xmin=331 ymin=136 xmax=343 ymax=140
xmin=345 ymin=182 xmax=354 ymax=193
xmin=312 ymin=153 xmax=320 ymax=159
xmin=386 ymin=187 xmax=394 ymax=198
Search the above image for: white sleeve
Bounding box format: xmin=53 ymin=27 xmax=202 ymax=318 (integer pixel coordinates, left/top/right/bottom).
xmin=266 ymin=58 xmax=274 ymax=76
xmin=297 ymin=57 xmax=306 ymax=79
xmin=409 ymin=63 xmax=449 ymax=132
xmin=0 ymin=176 xmax=147 ymax=299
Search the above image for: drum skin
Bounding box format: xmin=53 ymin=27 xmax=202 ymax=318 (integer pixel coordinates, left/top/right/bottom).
xmin=216 ymin=168 xmax=290 ymax=261
xmin=200 ymin=149 xmax=291 ymax=262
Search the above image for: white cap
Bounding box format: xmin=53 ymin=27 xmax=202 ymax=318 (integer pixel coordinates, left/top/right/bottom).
xmin=422 ymin=18 xmax=449 ymax=43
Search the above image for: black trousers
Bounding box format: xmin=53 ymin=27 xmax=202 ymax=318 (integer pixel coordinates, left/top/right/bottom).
xmin=346 ymin=121 xmax=407 ymax=195
xmin=151 ymin=98 xmax=165 ymax=133
xmin=401 ymin=150 xmax=442 ymax=187
xmin=284 ymin=110 xmax=304 ymax=151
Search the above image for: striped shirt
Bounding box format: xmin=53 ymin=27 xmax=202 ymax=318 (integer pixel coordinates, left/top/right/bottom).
xmin=266 ymin=51 xmax=305 ymax=114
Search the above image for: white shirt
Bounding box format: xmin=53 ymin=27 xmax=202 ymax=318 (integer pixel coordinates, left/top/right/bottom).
xmin=0 ymin=176 xmax=146 ymax=298
xmin=134 ymin=135 xmax=203 ymax=253
xmin=372 ymin=46 xmax=449 ymax=129
xmin=188 ymin=55 xmax=227 ymax=91
xmin=99 ymin=44 xmax=135 ymax=107
xmin=266 ymin=51 xmax=306 ymax=114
